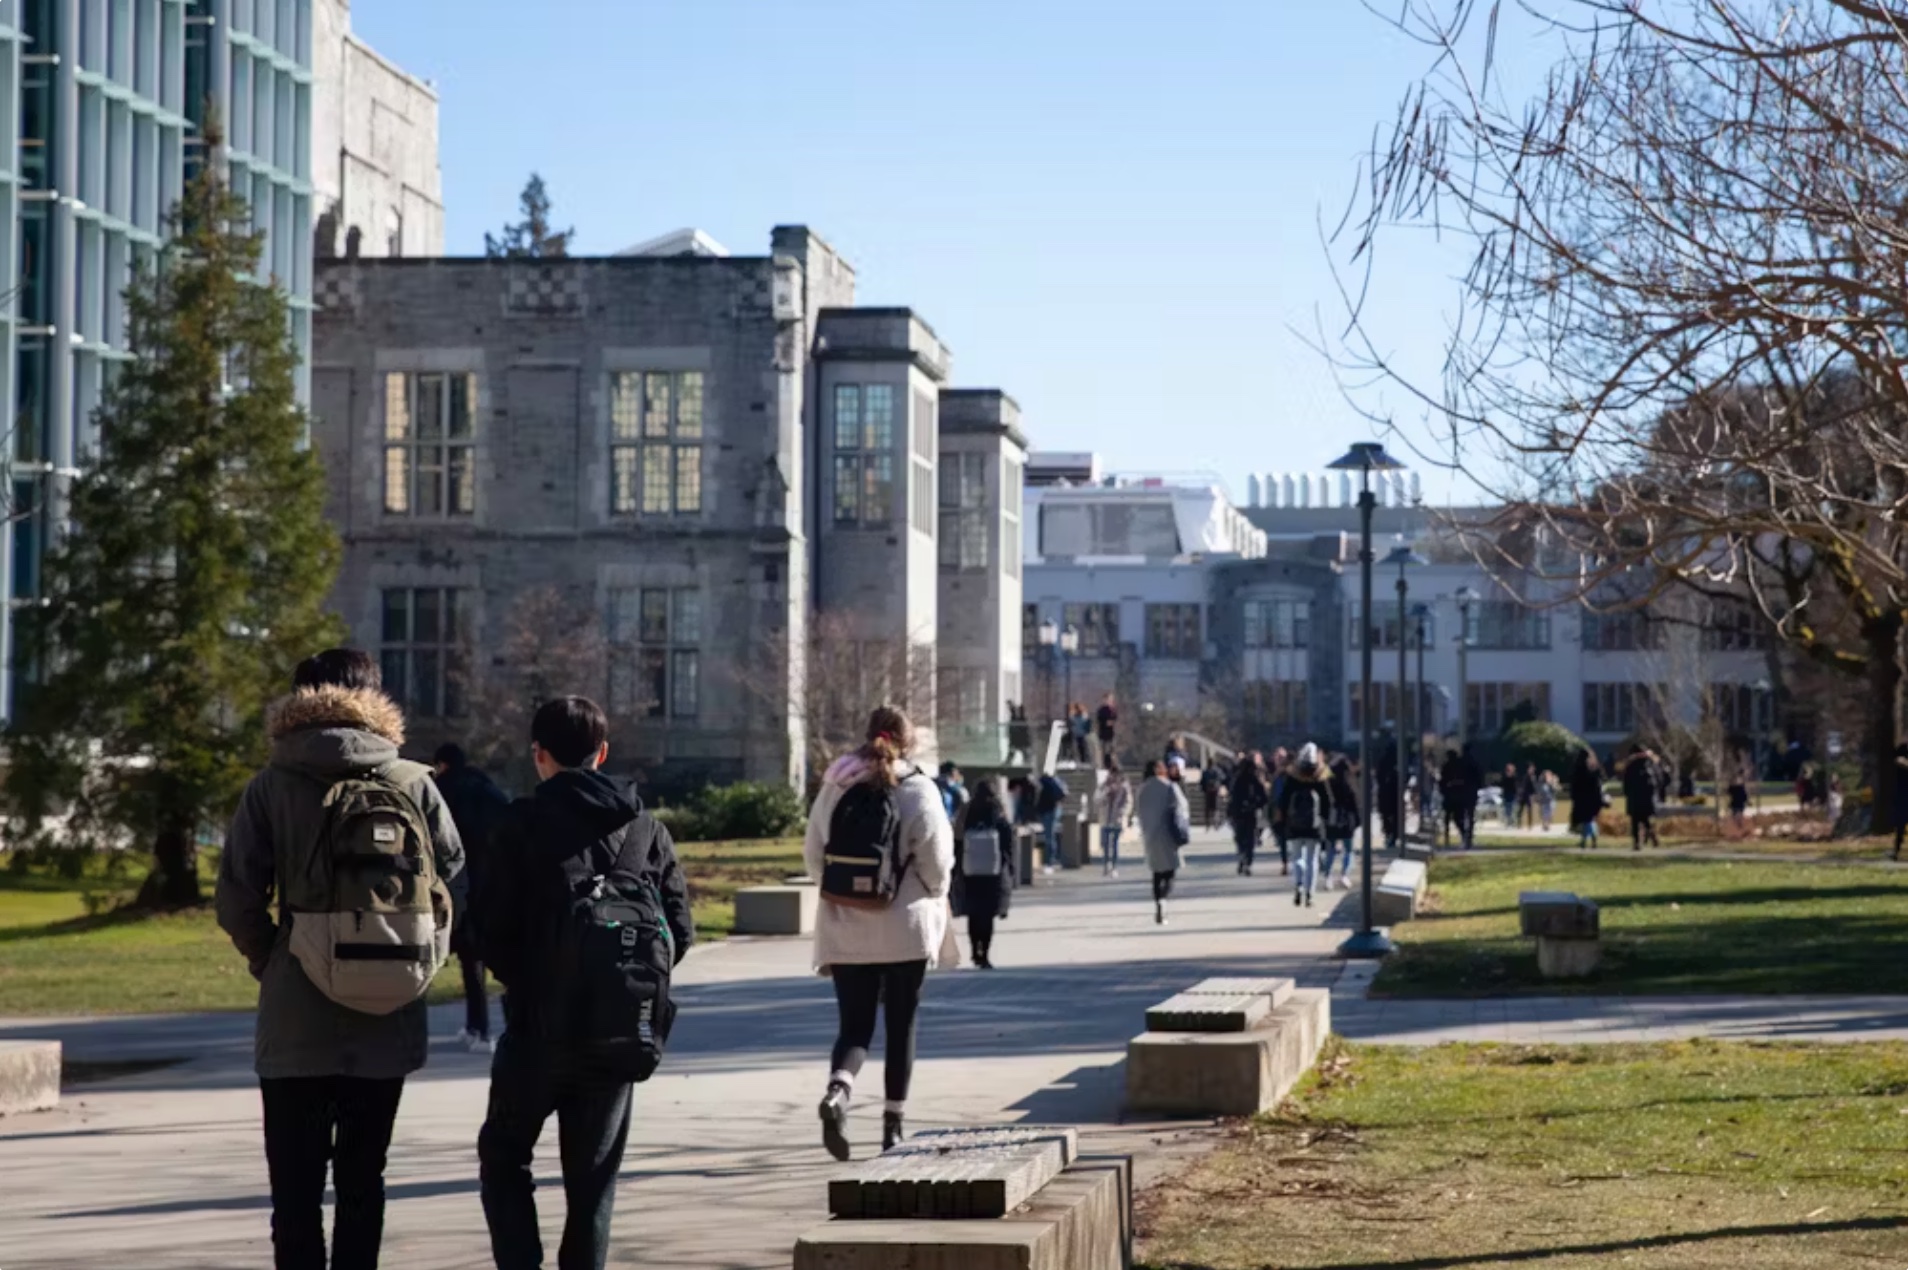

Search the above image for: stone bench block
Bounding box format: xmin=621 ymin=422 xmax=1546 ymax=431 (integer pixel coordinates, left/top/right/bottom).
xmin=1126 ymin=989 xmax=1330 ymax=1117
xmin=1538 ymin=935 xmax=1603 ymax=979
xmin=1520 ymin=890 xmax=1600 ymax=939
xmin=828 ymin=1126 xmax=1077 ymax=1220
xmin=1186 ymin=977 xmax=1295 ymax=1009
xmin=796 ymin=1157 xmax=1132 ymax=1270
xmin=732 ymin=885 xmax=819 ymax=936
xmin=1400 ymin=840 xmax=1436 ymax=863
xmin=1145 ymin=992 xmax=1270 ymax=1034
xmin=1373 ymin=859 xmax=1428 ymax=926
xmin=0 ymin=1040 xmax=61 ymax=1116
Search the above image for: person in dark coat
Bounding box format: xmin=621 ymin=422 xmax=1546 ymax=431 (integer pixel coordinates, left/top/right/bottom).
xmin=1893 ymin=743 xmax=1908 ymax=861
xmin=1227 ymin=754 xmax=1271 ymax=876
xmin=1442 ymin=745 xmax=1484 ymax=850
xmin=1568 ymin=750 xmax=1606 ymax=849
xmin=1377 ymin=755 xmax=1402 ymax=850
xmin=952 ymin=779 xmax=1016 ymax=969
xmin=434 ymin=742 xmax=511 ymax=1051
xmin=1622 ymin=745 xmax=1661 ymax=849
xmin=1321 ymin=756 xmax=1360 ymax=889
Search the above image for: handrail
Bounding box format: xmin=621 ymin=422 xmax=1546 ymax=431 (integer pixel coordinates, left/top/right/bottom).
xmin=1042 ymin=720 xmax=1067 ymax=777
xmin=1178 ymin=731 xmax=1238 ymax=770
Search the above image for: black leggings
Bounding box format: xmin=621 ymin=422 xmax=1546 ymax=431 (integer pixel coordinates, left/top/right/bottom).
xmin=1152 ymin=870 xmax=1176 ymax=902
xmin=830 ymin=960 xmax=929 ymax=1104
xmin=968 ymin=912 xmax=996 ymax=959
xmin=1632 ymin=815 xmax=1658 ymax=848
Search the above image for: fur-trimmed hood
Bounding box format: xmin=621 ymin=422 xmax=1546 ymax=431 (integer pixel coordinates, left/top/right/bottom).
xmin=268 ymin=685 xmax=406 ymax=745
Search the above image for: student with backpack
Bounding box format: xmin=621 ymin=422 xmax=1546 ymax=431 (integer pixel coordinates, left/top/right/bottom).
xmin=215 ymin=649 xmax=466 ymax=1270
xmin=433 ymin=742 xmax=511 ymax=1053
xmin=1034 ymin=769 xmax=1068 ymax=873
xmin=953 ymin=778 xmax=1016 ymax=969
xmin=1227 ymin=754 xmax=1270 ymax=877
xmin=1321 ymin=755 xmax=1360 ymax=891
xmin=806 ymin=706 xmax=956 ymax=1160
xmin=1277 ymin=744 xmax=1337 ymax=907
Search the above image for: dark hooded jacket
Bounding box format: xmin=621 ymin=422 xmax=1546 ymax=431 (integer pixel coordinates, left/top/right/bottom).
xmin=474 ymin=768 xmax=695 ymax=1039
xmin=216 ymin=685 xmax=467 ymax=1080
xmin=1275 ymin=760 xmax=1337 ymax=838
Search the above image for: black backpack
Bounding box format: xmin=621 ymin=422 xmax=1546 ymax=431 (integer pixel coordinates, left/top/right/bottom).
xmin=1286 ymin=782 xmax=1326 ymax=839
xmin=820 ymin=771 xmax=913 ymax=909
xmin=548 ymin=833 xmax=677 ymax=1084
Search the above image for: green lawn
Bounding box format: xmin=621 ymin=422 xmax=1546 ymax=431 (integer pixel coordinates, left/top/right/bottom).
xmin=0 ymin=836 xmax=805 ymax=1016
xmin=1373 ymin=852 xmax=1908 ymax=997
xmin=1139 ymin=1040 xmax=1908 ymax=1269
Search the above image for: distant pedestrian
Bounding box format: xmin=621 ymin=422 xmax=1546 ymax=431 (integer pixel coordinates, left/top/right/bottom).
xmin=1568 ymin=750 xmax=1605 ymax=849
xmin=1499 ymin=764 xmax=1520 ymax=826
xmin=1268 ymin=747 xmax=1292 ymax=875
xmin=1097 ymin=755 xmax=1132 ymax=877
xmin=1277 ymin=744 xmax=1336 ymax=907
xmin=807 ymin=706 xmax=956 ymax=1160
xmin=1536 ymin=768 xmax=1557 ymax=833
xmin=1007 ymin=703 xmax=1033 ymax=767
xmin=1199 ymin=762 xmax=1224 ymax=831
xmin=1323 ymin=755 xmax=1359 ymax=889
xmin=1894 ymin=744 xmax=1908 ymax=860
xmin=1377 ymin=758 xmax=1402 ymax=850
xmin=1518 ymin=763 xmax=1539 ymax=829
xmin=475 ymin=697 xmax=695 ymax=1270
xmin=1164 ymin=734 xmax=1189 ymax=784
xmin=1228 ymin=753 xmax=1270 ymax=876
xmin=934 ymin=761 xmax=968 ymax=824
xmin=1034 ymin=770 xmax=1068 ymax=873
xmin=1727 ymin=758 xmax=1750 ymax=829
xmin=1137 ymin=760 xmax=1191 ymax=926
xmin=1623 ymin=745 xmax=1661 ymax=849
xmin=1066 ymin=703 xmax=1092 ymax=765
xmin=1443 ymin=745 xmax=1483 ymax=850
xmin=1095 ymin=693 xmax=1119 ymax=758
xmin=433 ymin=742 xmax=510 ymax=1053
xmin=953 ymin=779 xmax=1015 ymax=970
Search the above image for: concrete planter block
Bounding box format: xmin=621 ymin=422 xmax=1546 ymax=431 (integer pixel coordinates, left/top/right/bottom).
xmin=1125 ymin=989 xmax=1330 ymax=1117
xmin=1373 ymin=858 xmax=1428 ymax=926
xmin=1538 ymin=935 xmax=1602 ymax=979
xmin=796 ymin=1157 xmax=1131 ymax=1270
xmin=1400 ymin=841 xmax=1436 ymax=863
xmin=733 ymin=885 xmax=819 ymax=936
xmin=1187 ymin=977 xmax=1295 ymax=1010
xmin=828 ymin=1126 xmax=1077 ymax=1221
xmin=1520 ymin=891 xmax=1600 ymax=938
xmin=1145 ymin=992 xmax=1271 ymax=1034
xmin=0 ymin=1041 xmax=61 ymax=1116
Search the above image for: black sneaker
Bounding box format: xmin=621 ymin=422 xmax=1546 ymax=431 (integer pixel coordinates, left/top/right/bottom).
xmin=882 ymin=1112 xmax=906 ymax=1152
xmin=1304 ymin=891 xmax=1314 ymax=907
xmin=819 ymin=1082 xmax=851 ymax=1162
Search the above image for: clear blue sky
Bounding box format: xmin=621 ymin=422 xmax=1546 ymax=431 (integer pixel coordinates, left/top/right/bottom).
xmin=354 ymin=1 xmax=1541 ymax=505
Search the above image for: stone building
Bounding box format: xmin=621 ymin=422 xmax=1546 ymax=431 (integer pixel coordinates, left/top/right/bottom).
xmin=311 ymin=227 xmax=1027 ymax=794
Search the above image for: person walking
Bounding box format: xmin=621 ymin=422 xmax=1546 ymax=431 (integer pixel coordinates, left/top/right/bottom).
xmin=1498 ymin=763 xmax=1519 ymax=826
xmin=1568 ymin=750 xmax=1605 ymax=849
xmin=1097 ymin=755 xmax=1132 ymax=877
xmin=1893 ymin=744 xmax=1908 ymax=861
xmin=1034 ymin=769 xmax=1068 ymax=873
xmin=1066 ymin=703 xmax=1093 ymax=765
xmin=1377 ymin=755 xmax=1402 ymax=851
xmin=1623 ymin=745 xmax=1662 ymax=849
xmin=1095 ymin=693 xmax=1120 ymax=759
xmin=1137 ymin=760 xmax=1191 ymax=925
xmin=1199 ymin=761 xmax=1225 ymax=832
xmin=1227 ymin=753 xmax=1270 ymax=876
xmin=953 ymin=779 xmax=1015 ymax=969
xmin=933 ymin=761 xmax=968 ymax=824
xmin=1276 ymin=744 xmax=1336 ymax=907
xmin=1163 ymin=734 xmax=1189 ymax=784
xmin=1727 ymin=757 xmax=1751 ymax=830
xmin=215 ymin=649 xmax=466 ymax=1270
xmin=1323 ymin=755 xmax=1359 ymax=889
xmin=1444 ymin=744 xmax=1484 ymax=850
xmin=1517 ymin=763 xmax=1539 ymax=829
xmin=433 ymin=742 xmax=510 ymax=1053
xmin=1268 ymin=747 xmax=1292 ymax=875
xmin=807 ymin=707 xmax=956 ymax=1160
xmin=474 ymin=697 xmax=695 ymax=1270
xmin=1536 ymin=768 xmax=1558 ymax=833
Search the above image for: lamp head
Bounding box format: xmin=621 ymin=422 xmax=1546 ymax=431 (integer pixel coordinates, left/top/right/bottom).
xmin=1327 ymin=442 xmax=1407 ymax=473
xmin=1037 ymin=617 xmax=1058 ymax=647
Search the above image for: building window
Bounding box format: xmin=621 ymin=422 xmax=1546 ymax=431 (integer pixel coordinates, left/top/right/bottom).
xmin=1464 ymin=682 xmax=1552 ymax=734
xmin=1582 ymin=682 xmax=1661 ymax=734
xmin=1465 ymin=601 xmax=1550 ymax=650
xmin=1002 ymin=458 xmax=1023 ymax=580
xmin=939 ymin=452 xmax=989 ymax=571
xmin=939 ymin=666 xmax=991 ymax=727
xmin=1244 ymin=599 xmax=1311 ymax=649
xmin=1582 ymin=610 xmax=1664 ymax=651
xmin=383 ymin=372 xmax=475 ymax=517
xmin=1062 ymin=602 xmax=1122 ymax=657
xmin=611 ymin=370 xmax=703 ymax=517
xmin=609 ymin=586 xmax=701 ymax=719
xmin=833 ymin=384 xmax=895 ymax=526
xmin=1347 ymin=682 xmax=1404 ymax=733
xmin=911 ymin=393 xmax=936 ymax=538
xmin=1703 ymin=599 xmax=1772 ymax=651
xmin=1022 ymin=603 xmax=1040 ymax=654
xmin=1349 ymin=601 xmax=1432 ymax=650
xmin=380 ymin=587 xmax=467 ymax=718
xmin=1244 ymin=680 xmax=1308 ymax=731
xmin=1145 ymin=603 xmax=1202 ymax=659
xmin=1709 ymin=682 xmax=1775 ymax=735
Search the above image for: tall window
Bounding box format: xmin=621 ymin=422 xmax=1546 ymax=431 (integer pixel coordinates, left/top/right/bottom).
xmin=833 ymin=384 xmax=895 ymax=526
xmin=1465 ymin=682 xmax=1552 ymax=734
xmin=1062 ymin=602 xmax=1121 ymax=657
xmin=1145 ymin=603 xmax=1202 ymax=659
xmin=1703 ymin=599 xmax=1772 ymax=651
xmin=1002 ymin=458 xmax=1023 ymax=579
xmin=609 ymin=587 xmax=702 ymax=719
xmin=383 ymin=372 xmax=475 ymax=517
xmin=1244 ymin=680 xmax=1308 ymax=731
xmin=939 ymin=666 xmax=991 ymax=726
xmin=1709 ymin=682 xmax=1774 ymax=734
xmin=911 ymin=393 xmax=936 ymax=537
xmin=1582 ymin=610 xmax=1663 ymax=651
xmin=1582 ymin=682 xmax=1659 ymax=733
xmin=1466 ymin=601 xmax=1550 ymax=650
xmin=1347 ymin=682 xmax=1404 ymax=732
xmin=938 ymin=452 xmax=988 ymax=571
xmin=380 ymin=588 xmax=466 ymax=718
xmin=1244 ymin=599 xmax=1311 ymax=649
xmin=611 ymin=370 xmax=703 ymax=517
xmin=1349 ymin=601 xmax=1432 ymax=650
xmin=1022 ymin=602 xmax=1040 ymax=654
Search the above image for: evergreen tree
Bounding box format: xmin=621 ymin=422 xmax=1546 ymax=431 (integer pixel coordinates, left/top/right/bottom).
xmin=484 ymin=173 xmax=574 ymax=258
xmin=5 ymin=161 xmax=343 ymax=907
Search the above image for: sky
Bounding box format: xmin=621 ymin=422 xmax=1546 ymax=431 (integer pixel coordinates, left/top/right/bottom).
xmin=352 ymin=0 xmax=1551 ymax=507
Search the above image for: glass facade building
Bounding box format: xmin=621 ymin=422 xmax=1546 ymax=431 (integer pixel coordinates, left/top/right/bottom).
xmin=5 ymin=0 xmax=312 ymax=710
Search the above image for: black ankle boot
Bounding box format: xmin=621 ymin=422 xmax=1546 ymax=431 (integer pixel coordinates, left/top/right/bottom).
xmin=882 ymin=1112 xmax=906 ymax=1152
xmin=819 ymin=1082 xmax=851 ymax=1162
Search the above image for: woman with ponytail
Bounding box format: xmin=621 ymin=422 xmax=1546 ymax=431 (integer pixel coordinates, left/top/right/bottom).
xmin=803 ymin=706 xmax=956 ymax=1161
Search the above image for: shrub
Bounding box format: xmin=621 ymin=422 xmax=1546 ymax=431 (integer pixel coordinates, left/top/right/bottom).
xmin=689 ymin=781 xmax=806 ymax=841
xmin=650 ymin=804 xmax=706 ymax=845
xmin=1502 ymin=720 xmax=1590 ymax=778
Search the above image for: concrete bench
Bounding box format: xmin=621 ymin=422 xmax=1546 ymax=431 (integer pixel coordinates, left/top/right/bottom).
xmin=1144 ymin=976 xmax=1295 ymax=1033
xmin=797 ymin=1155 xmax=1132 ymax=1270
xmin=1520 ymin=890 xmax=1602 ymax=978
xmin=732 ymin=885 xmax=819 ymax=936
xmin=828 ymin=1126 xmax=1077 ymax=1221
xmin=1126 ymin=989 xmax=1330 ymax=1117
xmin=0 ymin=1040 xmax=61 ymax=1116
xmin=1372 ymin=858 xmax=1428 ymax=926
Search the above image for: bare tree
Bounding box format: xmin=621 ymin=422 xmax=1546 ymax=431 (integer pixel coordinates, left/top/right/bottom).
xmin=1337 ymin=0 xmax=1908 ymax=828
xmin=459 ymin=586 xmax=610 ymax=789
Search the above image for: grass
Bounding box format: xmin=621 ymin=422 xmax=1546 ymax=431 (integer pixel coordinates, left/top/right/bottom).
xmin=1372 ymin=852 xmax=1908 ymax=997
xmin=0 ymin=836 xmax=805 ymax=1016
xmin=1138 ymin=1039 xmax=1908 ymax=1270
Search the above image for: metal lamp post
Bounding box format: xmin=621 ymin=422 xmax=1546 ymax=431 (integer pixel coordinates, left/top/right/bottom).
xmin=1413 ymin=602 xmax=1431 ymax=823
xmin=1385 ymin=542 xmax=1426 ymax=846
xmin=1455 ymin=586 xmax=1476 ymax=751
xmin=1060 ymin=623 xmax=1080 ymax=723
xmin=1753 ymin=676 xmax=1771 ymax=810
xmin=1329 ymin=442 xmax=1407 ymax=960
xmin=1037 ymin=617 xmax=1058 ymax=725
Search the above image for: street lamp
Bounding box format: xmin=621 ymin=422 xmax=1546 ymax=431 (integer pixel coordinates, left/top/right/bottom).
xmin=1411 ymin=598 xmax=1432 ymax=825
xmin=1037 ymin=617 xmax=1058 ymax=724
xmin=1384 ymin=542 xmax=1426 ymax=848
xmin=1328 ymin=441 xmax=1407 ymax=960
xmin=1060 ymin=623 xmax=1080 ymax=726
xmin=1454 ymin=586 xmax=1476 ymax=751
xmin=1753 ymin=676 xmax=1772 ymax=806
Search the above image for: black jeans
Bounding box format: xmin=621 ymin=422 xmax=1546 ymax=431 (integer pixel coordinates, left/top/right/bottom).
xmin=259 ymin=1075 xmax=405 ymax=1270
xmin=830 ymin=960 xmax=928 ymax=1104
xmin=460 ymin=949 xmax=490 ymax=1037
xmin=968 ymin=911 xmax=996 ymax=960
xmin=479 ymin=1032 xmax=634 ymax=1270
xmin=1152 ymin=870 xmax=1176 ymax=902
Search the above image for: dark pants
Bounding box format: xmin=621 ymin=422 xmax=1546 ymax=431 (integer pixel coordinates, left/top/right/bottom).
xmin=460 ymin=949 xmax=490 ymax=1038
xmin=259 ymin=1075 xmax=405 ymax=1270
xmin=1152 ymin=870 xmax=1176 ymax=902
xmin=1631 ymin=814 xmax=1658 ymax=848
xmin=1274 ymin=826 xmax=1289 ymax=867
xmin=830 ymin=960 xmax=929 ymax=1104
xmin=1202 ymin=789 xmax=1219 ymax=829
xmin=479 ymin=1032 xmax=634 ymax=1270
xmin=1232 ymin=819 xmax=1259 ymax=867
xmin=968 ymin=911 xmax=996 ymax=960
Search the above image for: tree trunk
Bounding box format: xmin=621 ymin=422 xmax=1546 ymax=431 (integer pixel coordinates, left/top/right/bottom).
xmin=137 ymin=819 xmax=203 ymax=909
xmin=1865 ymin=619 xmax=1902 ymax=835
